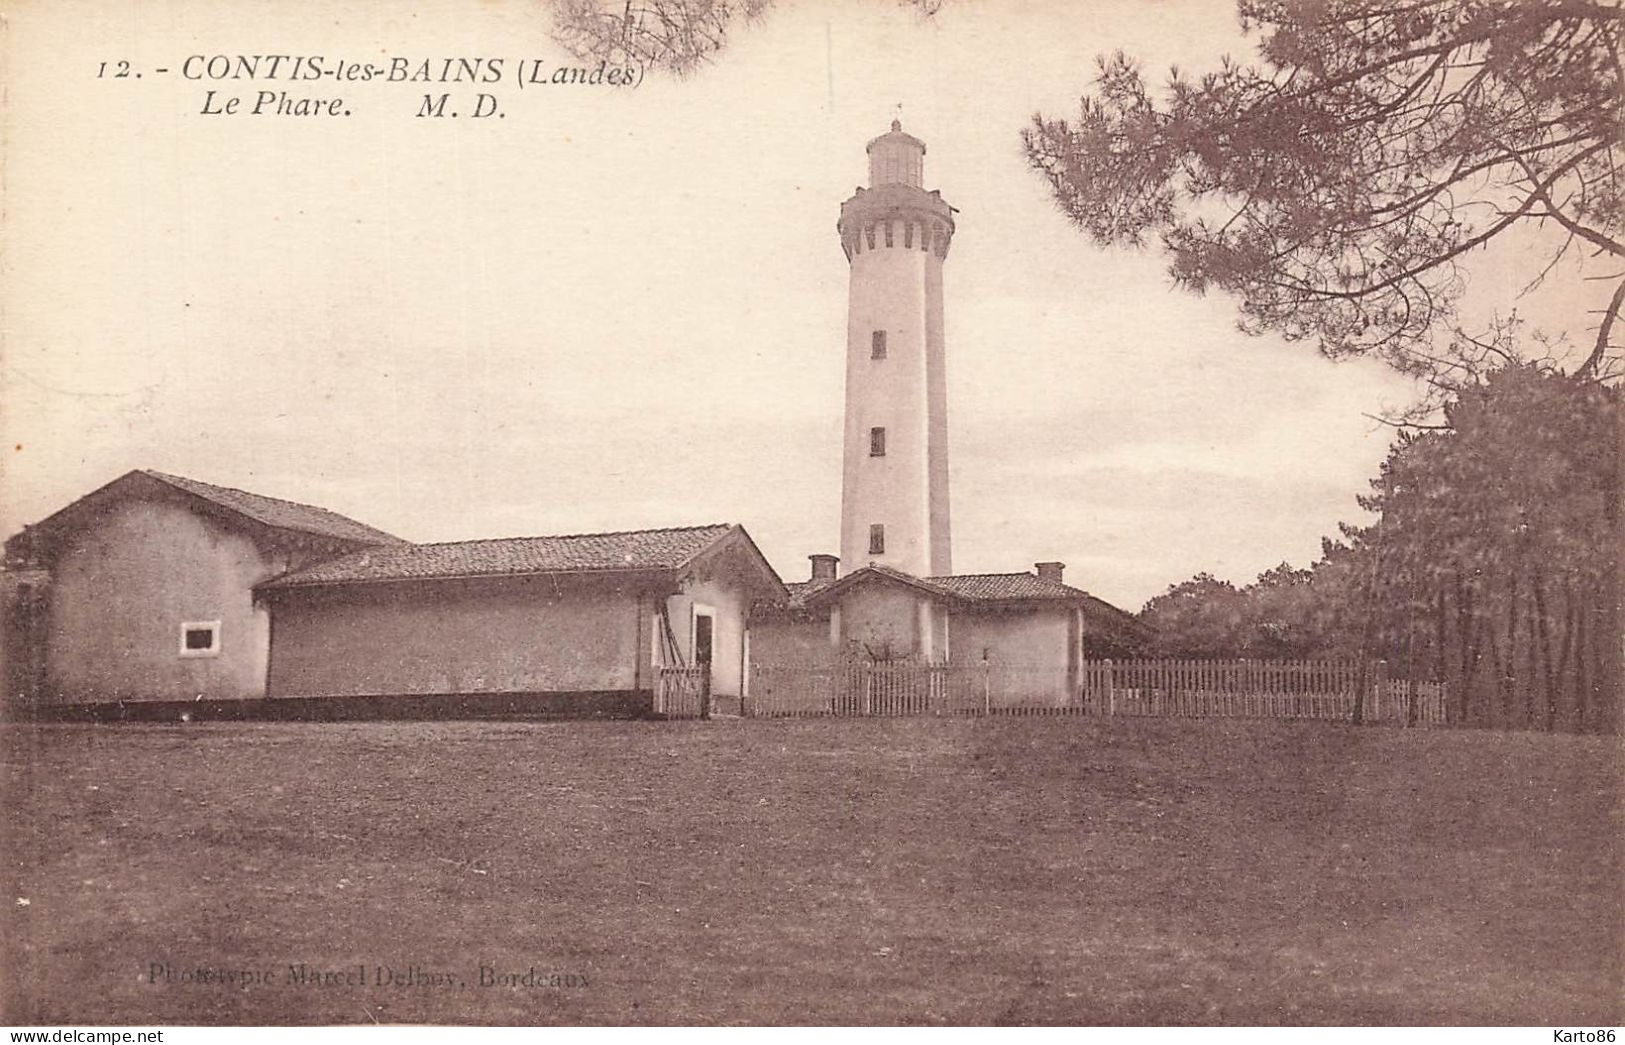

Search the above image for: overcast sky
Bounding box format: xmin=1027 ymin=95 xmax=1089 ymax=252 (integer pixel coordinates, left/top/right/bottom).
xmin=1 ymin=0 xmax=1597 ymax=610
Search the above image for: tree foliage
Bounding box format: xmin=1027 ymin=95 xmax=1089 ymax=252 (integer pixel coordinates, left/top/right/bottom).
xmin=1141 ymin=564 xmax=1327 ymax=659
xmin=1139 ymin=573 xmax=1249 ymax=658
xmin=1024 ymin=0 xmax=1624 ymax=389
xmin=550 ymin=0 xmax=774 ymax=77
xmin=1141 ymin=365 xmax=1620 ymax=731
xmin=549 ymin=0 xmax=941 ymax=77
xmin=1347 ymin=363 xmax=1619 ymax=729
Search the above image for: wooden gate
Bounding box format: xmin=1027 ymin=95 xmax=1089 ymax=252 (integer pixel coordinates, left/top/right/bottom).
xmin=654 ymin=666 xmax=710 ymax=720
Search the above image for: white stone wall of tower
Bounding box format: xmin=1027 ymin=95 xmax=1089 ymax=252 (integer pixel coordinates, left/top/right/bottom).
xmin=837 ymin=122 xmax=955 ymax=580
xmin=923 ymin=255 xmax=951 ymax=575
xmin=840 ymin=232 xmax=949 ymax=578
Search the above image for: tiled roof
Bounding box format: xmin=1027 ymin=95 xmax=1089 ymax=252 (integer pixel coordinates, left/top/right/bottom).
xmin=782 ymin=579 xmax=832 ymax=604
xmin=773 ymin=568 xmax=1091 ymax=608
xmin=144 ymin=471 xmax=402 ymax=546
xmin=769 ymin=568 xmax=1109 ymax=613
xmin=760 ymin=579 xmax=832 ymax=615
xmin=796 ymin=563 xmax=960 ymax=608
xmin=261 ymin=523 xmax=737 ymax=588
xmin=931 ymin=575 xmax=1144 ymax=634
xmin=926 ymin=572 xmax=1090 ymax=602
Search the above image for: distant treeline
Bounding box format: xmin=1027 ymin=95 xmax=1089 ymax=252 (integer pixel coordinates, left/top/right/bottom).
xmin=1139 ymin=366 xmax=1620 ymax=733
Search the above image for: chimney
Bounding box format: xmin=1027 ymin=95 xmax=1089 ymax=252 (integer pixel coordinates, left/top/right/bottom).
xmin=809 ymin=554 xmax=840 ymax=583
xmin=1035 ymin=561 xmax=1065 ymax=585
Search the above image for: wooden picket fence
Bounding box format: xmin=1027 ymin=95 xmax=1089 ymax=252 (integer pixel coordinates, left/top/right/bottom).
xmin=1366 ymin=677 xmax=1449 ymax=726
xmin=654 ymin=666 xmax=709 ymax=719
xmin=751 ymin=660 xmax=973 ymax=718
xmin=1079 ymin=659 xmax=1446 ymax=726
xmin=744 ymin=657 xmax=1445 ymax=726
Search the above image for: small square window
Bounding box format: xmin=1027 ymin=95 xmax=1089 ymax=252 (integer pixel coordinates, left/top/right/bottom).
xmin=869 ymin=426 xmax=887 ymax=457
xmin=868 ymin=524 xmax=885 ymax=556
xmin=179 ymin=621 xmax=221 ymax=658
xmin=871 ymin=330 xmax=887 ymax=359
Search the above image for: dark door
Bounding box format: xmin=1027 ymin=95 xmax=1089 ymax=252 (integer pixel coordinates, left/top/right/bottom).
xmin=694 ymin=613 xmax=714 ymax=718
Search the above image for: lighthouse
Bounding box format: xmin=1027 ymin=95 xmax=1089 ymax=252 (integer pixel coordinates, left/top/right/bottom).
xmin=836 ymin=120 xmax=956 ymax=578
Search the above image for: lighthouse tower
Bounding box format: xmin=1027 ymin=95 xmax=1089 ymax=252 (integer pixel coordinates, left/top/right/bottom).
xmin=836 ymin=120 xmax=956 ymax=578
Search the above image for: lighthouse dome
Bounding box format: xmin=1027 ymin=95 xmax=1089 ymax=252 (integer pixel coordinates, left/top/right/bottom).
xmin=866 ymin=119 xmax=926 ymax=187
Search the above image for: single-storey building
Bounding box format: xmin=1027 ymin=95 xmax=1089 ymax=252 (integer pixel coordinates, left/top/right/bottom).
xmin=256 ymin=523 xmax=785 ymax=717
xmin=1 ymin=470 xmax=784 ymax=719
xmin=750 ymin=555 xmax=1147 ymax=707
xmin=1 ymin=469 xmax=404 ymax=714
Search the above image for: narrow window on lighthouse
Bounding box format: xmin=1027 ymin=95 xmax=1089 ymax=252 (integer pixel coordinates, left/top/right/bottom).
xmin=869 ymin=524 xmax=886 ymax=555
xmin=871 ymin=330 xmax=887 ymax=359
xmin=870 ymin=427 xmax=887 ymax=457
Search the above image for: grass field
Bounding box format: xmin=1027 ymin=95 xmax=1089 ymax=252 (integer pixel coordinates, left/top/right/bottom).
xmin=2 ymin=716 xmax=1619 ymax=1025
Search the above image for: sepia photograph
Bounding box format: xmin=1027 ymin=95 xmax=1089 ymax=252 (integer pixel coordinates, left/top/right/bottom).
xmin=1 ymin=0 xmax=1620 ymax=1031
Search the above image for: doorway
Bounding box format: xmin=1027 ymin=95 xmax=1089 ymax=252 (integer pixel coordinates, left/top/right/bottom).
xmin=693 ymin=609 xmax=715 ymax=718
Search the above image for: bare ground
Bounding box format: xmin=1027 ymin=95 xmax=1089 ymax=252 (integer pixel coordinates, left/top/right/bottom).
xmin=2 ymin=716 xmax=1618 ymax=1025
